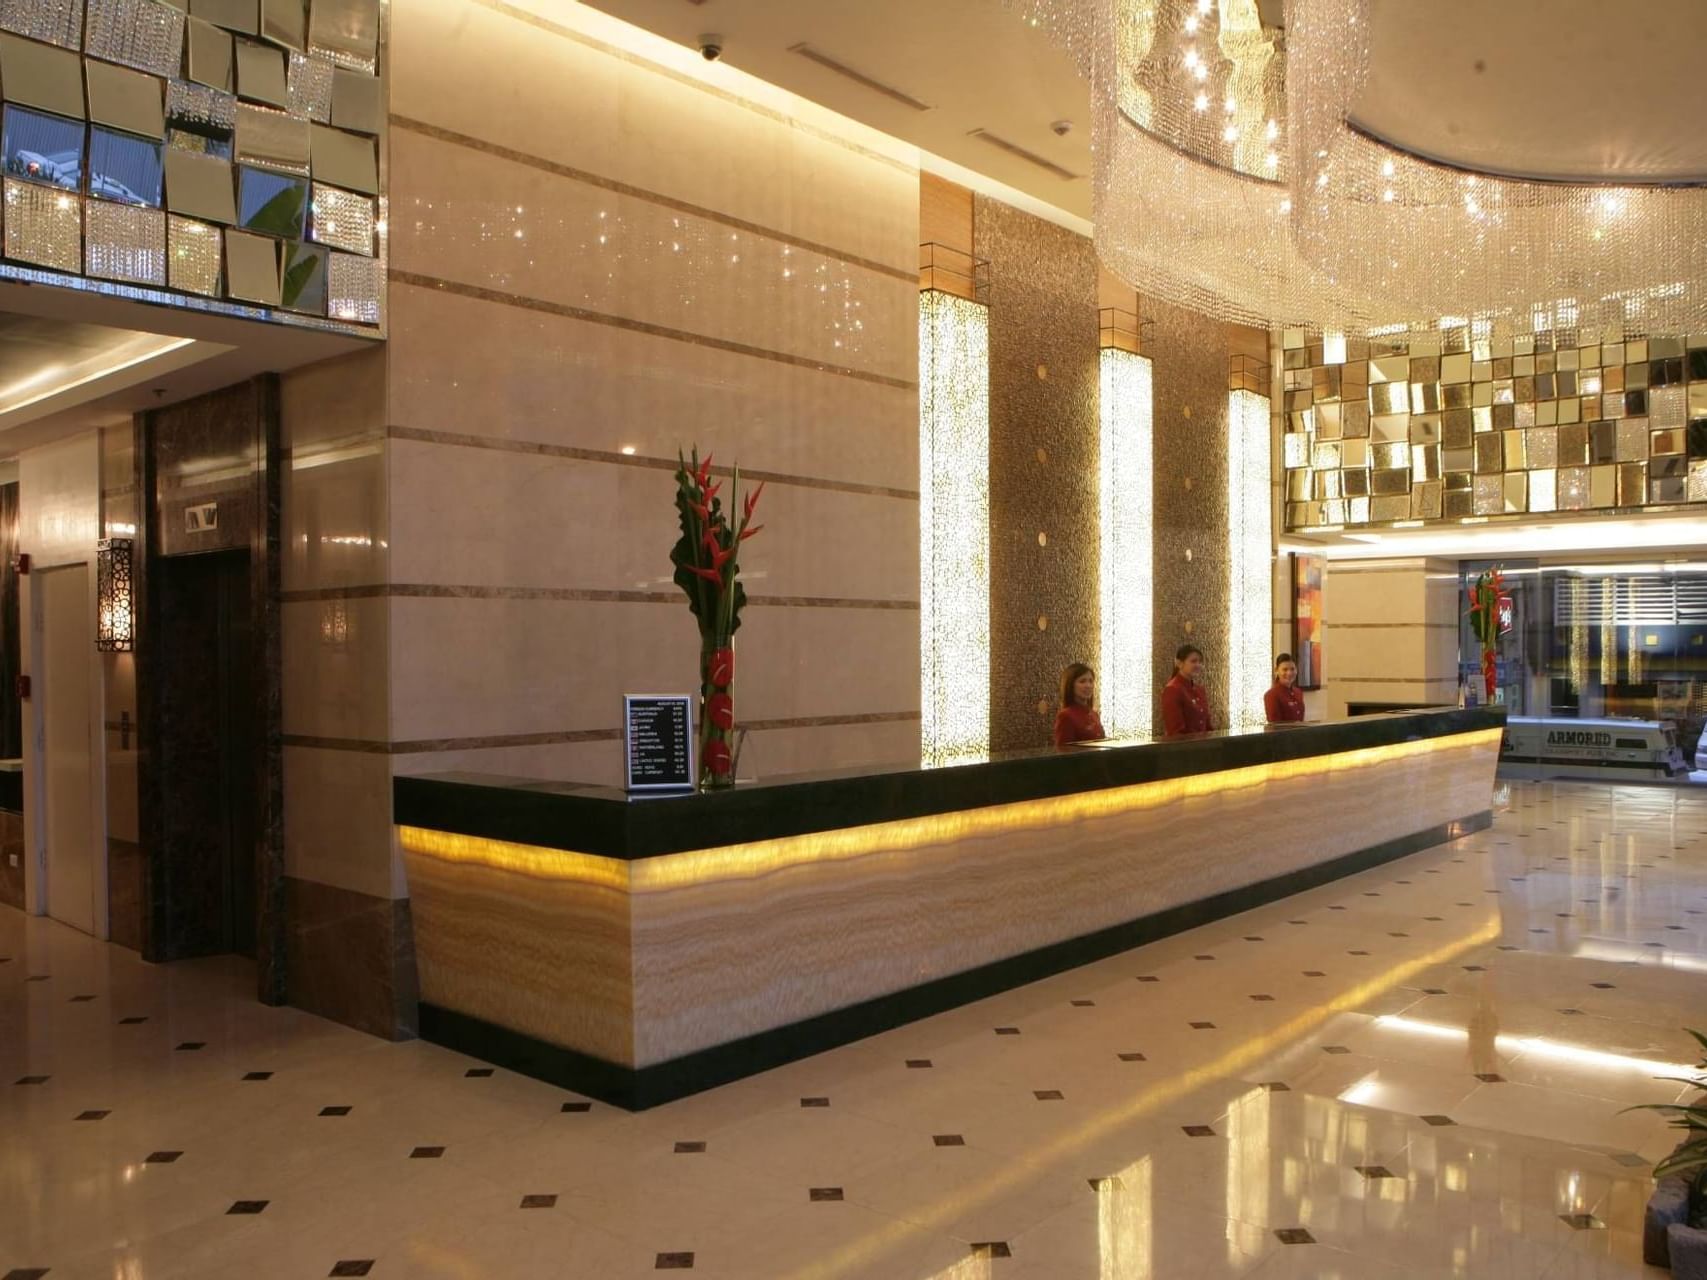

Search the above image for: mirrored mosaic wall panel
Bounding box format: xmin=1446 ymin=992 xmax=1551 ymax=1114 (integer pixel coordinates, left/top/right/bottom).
xmin=0 ymin=0 xmax=383 ymax=331
xmin=1279 ymin=324 xmax=1707 ymax=529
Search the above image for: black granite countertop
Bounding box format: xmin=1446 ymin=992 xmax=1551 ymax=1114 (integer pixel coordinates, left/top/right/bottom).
xmin=393 ymin=707 xmax=1504 ymax=860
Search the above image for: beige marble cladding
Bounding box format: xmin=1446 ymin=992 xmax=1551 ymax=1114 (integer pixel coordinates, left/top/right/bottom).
xmin=378 ymin=0 xmax=921 ymax=783
xmin=386 ymin=436 xmax=918 ymax=602
xmin=385 ymin=283 xmax=918 ymax=495
xmin=400 ymin=729 xmax=1499 ymax=1070
xmin=389 ymin=131 xmax=914 ymax=386
xmin=388 ymin=0 xmax=919 ymax=274
xmin=1324 ymin=557 xmax=1462 ymax=716
xmin=281 ymin=348 xmax=388 ymax=594
xmin=386 ymin=597 xmax=918 ymax=745
xmin=284 ymin=747 xmax=401 ymax=899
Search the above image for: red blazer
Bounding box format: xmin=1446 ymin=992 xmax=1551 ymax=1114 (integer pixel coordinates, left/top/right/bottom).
xmin=1054 ymin=703 xmax=1105 ymax=749
xmin=1161 ymin=676 xmax=1212 ymax=737
xmin=1264 ymin=682 xmax=1306 ymax=723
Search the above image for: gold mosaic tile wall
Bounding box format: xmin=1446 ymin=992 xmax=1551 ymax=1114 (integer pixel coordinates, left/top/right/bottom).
xmin=0 ymin=0 xmax=384 ymax=332
xmin=1280 ymin=328 xmax=1707 ymax=529
xmin=974 ymin=195 xmax=1100 ymax=754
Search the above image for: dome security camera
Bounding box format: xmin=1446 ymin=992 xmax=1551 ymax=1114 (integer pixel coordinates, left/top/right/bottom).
xmin=699 ymin=34 xmax=723 ymax=61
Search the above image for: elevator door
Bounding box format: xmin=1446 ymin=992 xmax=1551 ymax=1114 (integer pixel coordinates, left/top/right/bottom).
xmin=37 ymin=564 xmax=99 ymax=935
xmin=156 ymin=549 xmax=256 ymax=956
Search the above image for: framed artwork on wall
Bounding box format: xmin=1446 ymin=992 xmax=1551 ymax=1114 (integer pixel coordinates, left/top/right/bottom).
xmin=1292 ymin=553 xmax=1325 ymax=690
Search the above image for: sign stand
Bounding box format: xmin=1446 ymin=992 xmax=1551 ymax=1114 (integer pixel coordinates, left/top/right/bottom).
xmin=624 ymin=694 xmax=696 ymax=792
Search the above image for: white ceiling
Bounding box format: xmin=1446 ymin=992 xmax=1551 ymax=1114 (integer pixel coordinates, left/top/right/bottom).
xmin=1353 ymin=0 xmax=1707 ymax=182
xmin=581 ymin=0 xmax=1095 ymax=214
xmin=585 ymin=0 xmax=1707 ymax=222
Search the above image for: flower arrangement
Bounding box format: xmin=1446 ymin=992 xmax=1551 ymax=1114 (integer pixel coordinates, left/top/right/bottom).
xmin=1466 ymin=566 xmax=1510 ymax=700
xmin=671 ymin=448 xmax=763 ymax=789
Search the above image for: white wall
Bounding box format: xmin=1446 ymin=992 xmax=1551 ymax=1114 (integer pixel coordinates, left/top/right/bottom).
xmin=16 ymin=431 xmax=109 ymax=927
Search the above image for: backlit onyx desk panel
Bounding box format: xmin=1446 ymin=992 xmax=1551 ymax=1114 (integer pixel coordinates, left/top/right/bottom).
xmin=395 ymin=708 xmax=1503 ymax=1108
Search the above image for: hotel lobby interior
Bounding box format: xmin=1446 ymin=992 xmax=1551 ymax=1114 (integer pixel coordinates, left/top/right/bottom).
xmin=5 ymin=0 xmax=1707 ymax=1276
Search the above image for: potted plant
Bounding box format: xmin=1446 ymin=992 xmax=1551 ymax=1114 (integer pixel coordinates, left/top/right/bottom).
xmin=1632 ymin=1030 xmax=1707 ymax=1274
xmin=1465 ymin=566 xmax=1510 ymax=701
xmin=670 ymin=448 xmax=763 ymax=790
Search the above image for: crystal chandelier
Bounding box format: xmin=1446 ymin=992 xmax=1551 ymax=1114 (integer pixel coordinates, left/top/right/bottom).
xmin=1015 ymin=0 xmax=1707 ymax=338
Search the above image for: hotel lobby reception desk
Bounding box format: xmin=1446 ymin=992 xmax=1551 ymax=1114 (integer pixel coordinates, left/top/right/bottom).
xmin=394 ymin=708 xmax=1502 ymax=1108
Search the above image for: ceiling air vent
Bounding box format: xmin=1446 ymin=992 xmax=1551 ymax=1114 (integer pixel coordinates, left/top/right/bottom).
xmin=788 ymin=44 xmax=931 ymax=112
xmin=966 ymin=128 xmax=1080 ymax=181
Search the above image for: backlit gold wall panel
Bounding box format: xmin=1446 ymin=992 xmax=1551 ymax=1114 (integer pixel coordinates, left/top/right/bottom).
xmin=399 ymin=728 xmax=1499 ymax=1070
xmin=1282 ymin=326 xmax=1707 ymax=530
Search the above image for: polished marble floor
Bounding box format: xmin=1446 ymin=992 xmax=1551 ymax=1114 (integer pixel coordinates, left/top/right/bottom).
xmin=3 ymin=780 xmax=1705 ymax=1279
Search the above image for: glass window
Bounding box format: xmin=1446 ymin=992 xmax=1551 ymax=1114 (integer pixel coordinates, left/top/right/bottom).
xmin=2 ymin=105 xmax=82 ymax=191
xmin=88 ymin=126 xmax=163 ymax=207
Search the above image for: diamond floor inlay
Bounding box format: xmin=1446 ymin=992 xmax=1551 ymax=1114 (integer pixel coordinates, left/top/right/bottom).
xmin=1 ymin=780 xmax=1698 ymax=1277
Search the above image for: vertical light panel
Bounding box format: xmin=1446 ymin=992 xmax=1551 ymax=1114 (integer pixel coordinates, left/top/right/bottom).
xmin=1099 ymin=348 xmax=1153 ymax=738
xmin=920 ymin=287 xmax=990 ymax=765
xmin=1228 ymin=388 xmax=1272 ymax=729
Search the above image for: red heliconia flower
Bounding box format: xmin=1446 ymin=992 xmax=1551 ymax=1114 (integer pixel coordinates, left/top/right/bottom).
xmin=704 ymin=737 xmax=732 ymax=777
xmin=702 ymin=528 xmax=734 ymax=570
xmin=739 ymin=524 xmax=764 ymax=541
xmin=706 ymin=647 xmax=735 ymax=688
xmin=688 ymin=498 xmax=713 ymax=523
xmin=743 ymin=481 xmax=765 ymax=523
xmin=707 ymin=692 xmax=734 ymax=730
xmin=686 ymin=565 xmax=723 ymax=590
xmin=695 ymin=454 xmax=715 ymax=489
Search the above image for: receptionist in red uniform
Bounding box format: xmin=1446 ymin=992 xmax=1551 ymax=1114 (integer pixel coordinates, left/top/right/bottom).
xmin=1264 ymin=652 xmax=1307 ymax=724
xmin=1161 ymin=644 xmax=1213 ymax=737
xmin=1054 ymin=662 xmax=1105 ymax=749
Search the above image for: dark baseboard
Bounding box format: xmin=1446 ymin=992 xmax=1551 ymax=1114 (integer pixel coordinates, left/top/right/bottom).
xmin=418 ymin=810 xmax=1492 ymax=1111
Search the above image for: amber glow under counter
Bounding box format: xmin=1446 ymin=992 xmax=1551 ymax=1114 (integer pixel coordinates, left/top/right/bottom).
xmin=395 ymin=708 xmax=1503 ymax=1108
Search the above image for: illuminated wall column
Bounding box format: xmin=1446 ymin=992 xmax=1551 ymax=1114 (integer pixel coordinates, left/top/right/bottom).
xmin=1228 ymin=356 xmax=1273 ymax=729
xmin=919 ymin=244 xmax=990 ymax=764
xmin=1098 ymin=309 xmax=1154 ymax=738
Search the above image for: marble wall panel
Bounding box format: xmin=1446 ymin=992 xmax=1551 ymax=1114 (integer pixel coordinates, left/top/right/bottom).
xmin=386 ymin=596 xmax=919 ymax=746
xmin=281 ymin=347 xmax=387 ymax=592
xmin=1148 ymin=300 xmax=1232 ymax=730
xmin=284 ymin=875 xmax=418 ymax=1039
xmin=388 ymin=129 xmax=915 ymax=386
xmin=386 ymin=282 xmax=919 ymax=496
xmin=387 ymin=0 xmax=918 ymax=274
xmin=386 ymin=437 xmax=917 ymax=604
xmin=974 ymin=196 xmax=1099 ymax=753
xmin=107 ymin=838 xmax=144 ymax=951
xmin=283 ymin=745 xmax=400 ymax=899
xmin=281 ymin=596 xmax=389 ymax=741
xmin=0 ymin=809 xmax=21 ymax=910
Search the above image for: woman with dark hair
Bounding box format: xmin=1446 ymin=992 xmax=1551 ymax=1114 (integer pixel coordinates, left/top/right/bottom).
xmin=1161 ymin=644 xmax=1213 ymax=737
xmin=1053 ymin=662 xmax=1105 ymax=749
xmin=1265 ymin=652 xmax=1306 ymax=724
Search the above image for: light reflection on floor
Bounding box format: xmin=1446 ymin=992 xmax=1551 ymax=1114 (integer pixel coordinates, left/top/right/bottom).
xmin=2 ymin=779 xmax=1700 ymax=1278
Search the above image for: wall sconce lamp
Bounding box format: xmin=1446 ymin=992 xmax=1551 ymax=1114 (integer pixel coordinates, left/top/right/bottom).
xmin=96 ymin=537 xmax=134 ymax=652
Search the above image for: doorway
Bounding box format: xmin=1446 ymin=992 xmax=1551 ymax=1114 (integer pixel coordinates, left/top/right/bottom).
xmin=153 ymin=549 xmax=257 ymax=956
xmin=35 ymin=563 xmax=101 ymax=935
